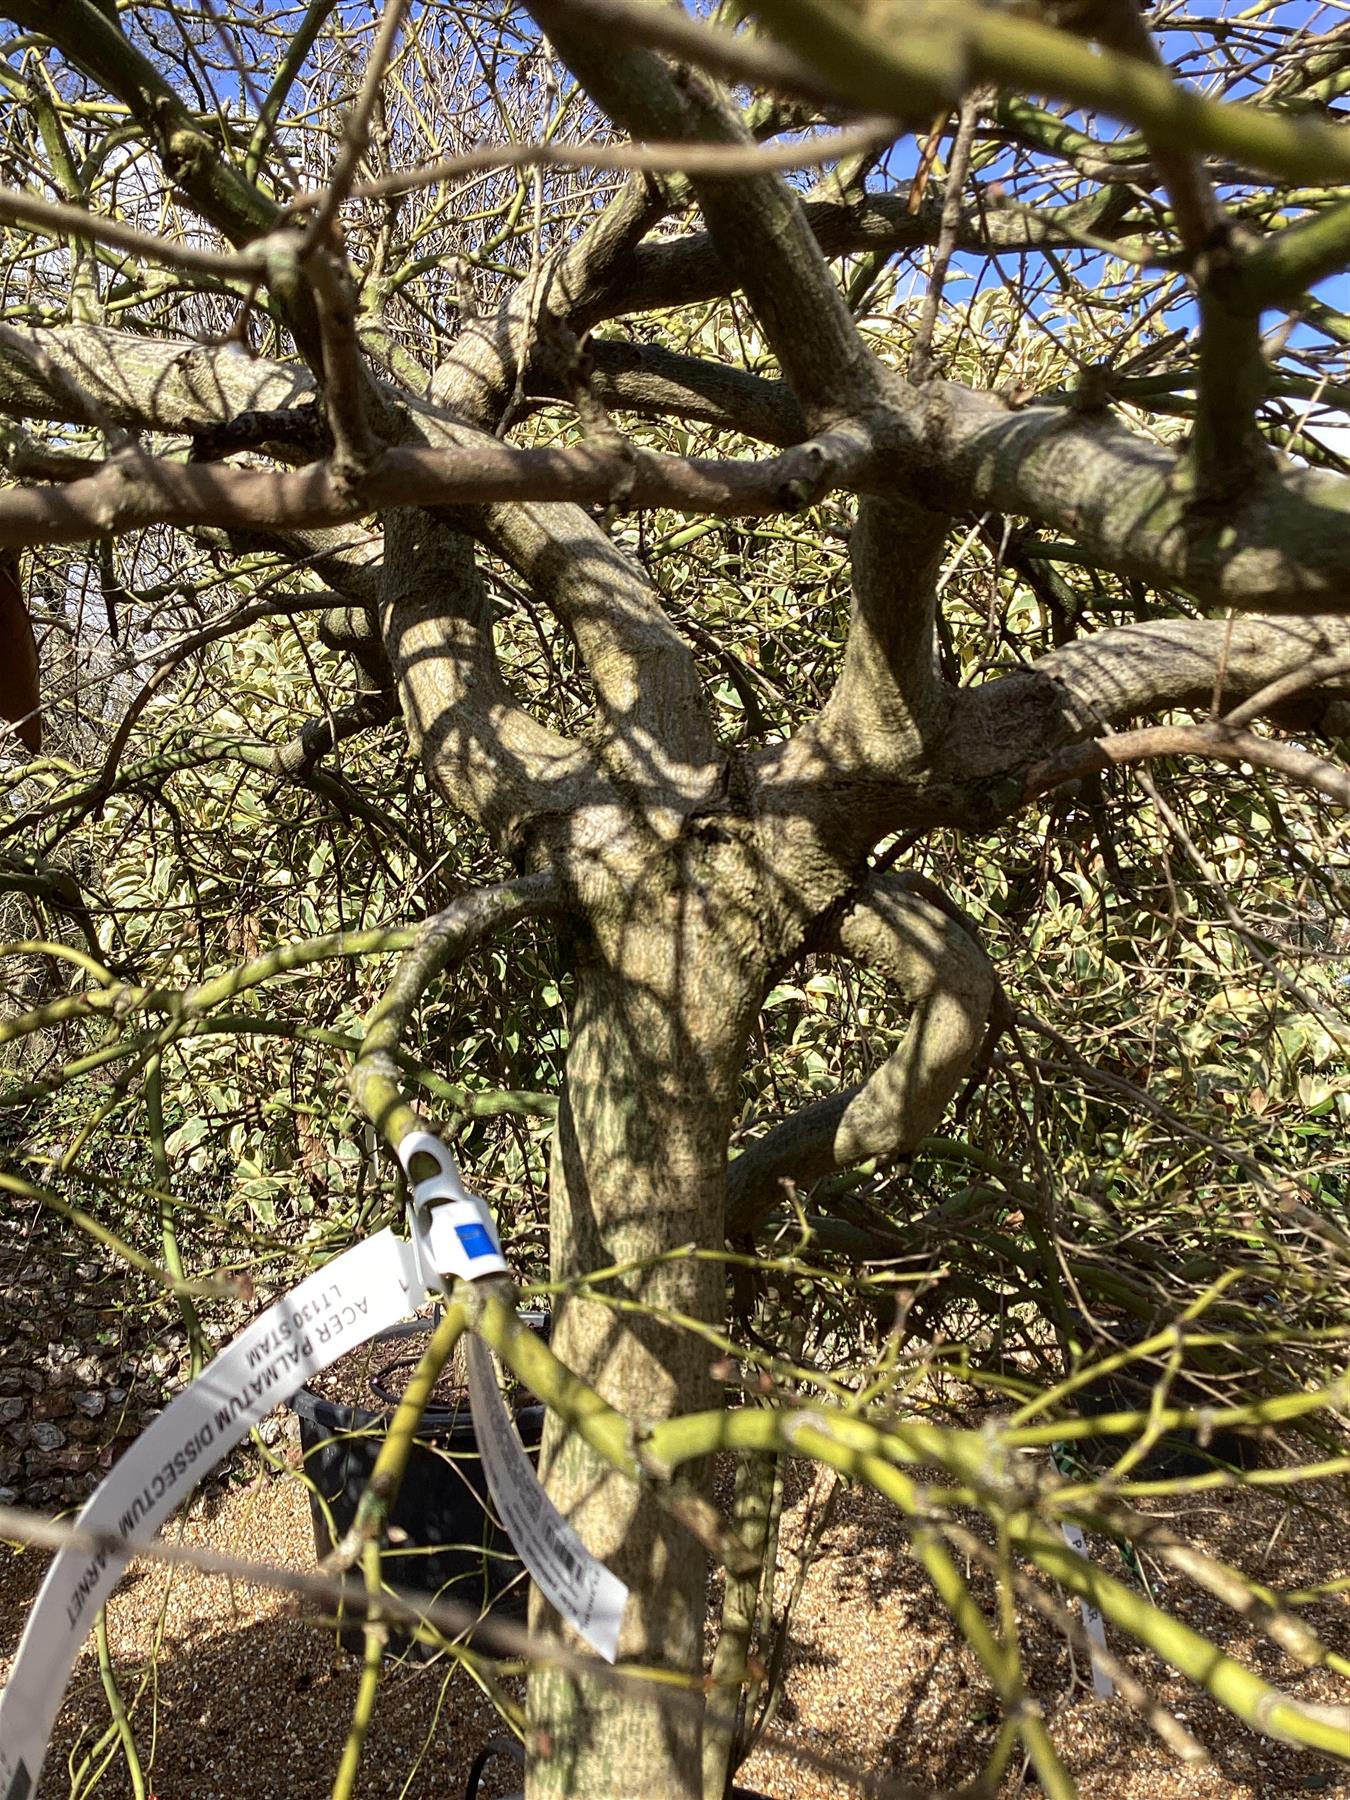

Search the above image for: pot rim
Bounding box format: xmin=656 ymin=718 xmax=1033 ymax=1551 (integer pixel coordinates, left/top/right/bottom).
xmin=286 ymin=1311 xmax=549 ymax=1439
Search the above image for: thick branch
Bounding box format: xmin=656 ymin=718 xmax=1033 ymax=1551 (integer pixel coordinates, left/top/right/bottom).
xmin=811 ymin=494 xmax=950 ymax=774
xmin=430 ymin=173 xmax=670 ymax=429
xmin=753 ymin=496 xmax=953 ymax=860
xmin=532 ymin=339 xmax=806 ymax=445
xmin=318 ymin=600 xmax=394 ymax=693
xmin=606 ymin=184 xmax=1141 ymax=318
xmin=9 ymin=335 xmax=1350 ymax=618
xmin=726 ymin=873 xmax=995 ymax=1234
xmin=381 ymin=510 xmax=594 ymax=847
xmin=1039 ymin=615 xmax=1350 ymax=726
xmin=0 ymin=187 xmax=1116 ymax=436
xmin=473 ymin=502 xmax=722 ymax=800
xmin=0 ymin=323 xmax=313 ymax=434
xmin=0 ymin=429 xmax=869 ymax=548
xmin=432 ymin=178 xmax=1121 ymax=435
xmin=945 ymin=614 xmax=1350 ymax=793
xmin=528 ymin=0 xmax=883 ymax=425
xmin=915 ymin=385 xmax=1350 ymax=614
xmin=1190 ymin=270 xmax=1271 ymax=503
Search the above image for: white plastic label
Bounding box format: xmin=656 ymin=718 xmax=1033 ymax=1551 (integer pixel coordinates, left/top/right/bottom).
xmin=398 ymin=1130 xmax=508 ymax=1286
xmin=0 ymin=1229 xmax=422 ymax=1800
xmin=465 ymin=1335 xmax=627 ymax=1663
xmin=1060 ymin=1520 xmax=1114 ymax=1699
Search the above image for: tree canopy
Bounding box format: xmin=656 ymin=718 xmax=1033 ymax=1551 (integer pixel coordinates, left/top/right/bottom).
xmin=4 ymin=2 xmax=1350 ymax=1796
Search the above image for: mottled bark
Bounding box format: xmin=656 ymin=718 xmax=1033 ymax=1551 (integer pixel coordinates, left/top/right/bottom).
xmin=474 ymin=501 xmax=723 ymax=805
xmin=527 ymin=827 xmax=778 ymax=1799
xmin=5 ymin=325 xmax=1350 ymax=617
xmin=380 ymin=509 xmax=596 ymax=843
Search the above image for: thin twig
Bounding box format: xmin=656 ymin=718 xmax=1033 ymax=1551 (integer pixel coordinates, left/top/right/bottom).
xmin=301 ymin=0 xmax=411 ymax=256
xmin=909 ymin=96 xmax=980 ymax=382
xmin=1024 ymin=722 xmax=1350 ymax=811
xmin=283 ymin=117 xmax=902 ymax=213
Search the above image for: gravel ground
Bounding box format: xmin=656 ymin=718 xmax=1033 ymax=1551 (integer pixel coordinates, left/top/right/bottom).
xmin=735 ymin=1469 xmax=1350 ymax=1798
xmin=0 ymin=1425 xmax=525 ymax=1800
xmin=5 ymin=1418 xmax=1350 ymax=1800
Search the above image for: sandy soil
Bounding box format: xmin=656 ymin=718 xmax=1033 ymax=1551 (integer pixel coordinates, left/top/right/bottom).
xmin=4 ymin=1212 xmax=1350 ymax=1797
xmin=4 ymin=1423 xmax=1350 ymax=1800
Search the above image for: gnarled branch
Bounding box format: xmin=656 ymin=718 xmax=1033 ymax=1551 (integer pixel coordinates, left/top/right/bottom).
xmin=726 ymin=872 xmax=996 ymax=1233
xmin=529 ymin=0 xmax=883 ymax=426
xmin=946 ymin=614 xmax=1350 ymax=796
xmin=381 ymin=510 xmax=595 ymax=848
xmin=430 ymin=173 xmax=670 ymax=430
xmin=806 ymin=494 xmax=949 ymax=772
xmin=751 ymin=495 xmax=952 ymax=862
xmin=474 ymin=501 xmax=722 ymax=803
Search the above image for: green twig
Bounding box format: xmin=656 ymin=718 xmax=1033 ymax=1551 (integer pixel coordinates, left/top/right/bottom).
xmin=94 ymin=1607 xmax=147 ymax=1800
xmin=332 ymin=1538 xmax=389 ymax=1800
xmin=702 ymin=1445 xmax=777 ymax=1799
xmin=473 ymin=1303 xmax=1350 ymax=1758
xmin=146 ymin=1053 xmax=205 ymax=1376
xmin=752 ymin=0 xmax=1350 ymax=186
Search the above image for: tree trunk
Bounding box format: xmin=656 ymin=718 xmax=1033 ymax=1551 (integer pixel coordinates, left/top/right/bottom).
xmin=526 ymin=873 xmax=763 ymax=1799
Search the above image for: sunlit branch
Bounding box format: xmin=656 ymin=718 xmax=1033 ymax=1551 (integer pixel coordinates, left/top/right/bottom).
xmin=726 ymin=873 xmax=995 ymax=1233
xmin=0 ymin=429 xmax=872 ymax=549
xmin=473 ymin=500 xmax=721 ymax=792
xmin=1024 ymin=721 xmax=1350 ymax=810
xmin=750 ymin=0 xmax=1350 ymax=186
xmin=530 ymin=0 xmax=885 ymax=424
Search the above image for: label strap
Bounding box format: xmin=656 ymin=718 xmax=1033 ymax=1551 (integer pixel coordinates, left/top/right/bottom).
xmin=394 ymin=1133 xmax=628 ymax=1661
xmin=0 ymin=1229 xmax=422 ymax=1800
xmin=465 ymin=1336 xmax=627 ymax=1663
xmin=1059 ymin=1520 xmax=1114 ymax=1699
xmin=1 ymin=1141 xmax=630 ymax=1794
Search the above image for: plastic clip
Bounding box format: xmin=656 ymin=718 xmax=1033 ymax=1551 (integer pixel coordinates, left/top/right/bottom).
xmin=396 ymin=1129 xmax=508 ymax=1290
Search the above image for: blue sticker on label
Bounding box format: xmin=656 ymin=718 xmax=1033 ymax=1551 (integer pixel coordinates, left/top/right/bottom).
xmin=455 ymin=1222 xmax=497 ymax=1259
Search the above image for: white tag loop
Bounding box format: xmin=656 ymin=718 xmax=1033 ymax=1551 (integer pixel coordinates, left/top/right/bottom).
xmin=0 ymin=1230 xmax=424 ymax=1800
xmin=397 ymin=1128 xmax=469 ymax=1204
xmin=396 ymin=1130 xmax=508 ymax=1287
xmin=0 ymin=1159 xmax=622 ymax=1795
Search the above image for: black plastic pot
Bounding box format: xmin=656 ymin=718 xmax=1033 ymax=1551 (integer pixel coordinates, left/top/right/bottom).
xmin=1061 ymin=1310 xmax=1262 ymax=1477
xmin=289 ymin=1313 xmax=547 ymax=1633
